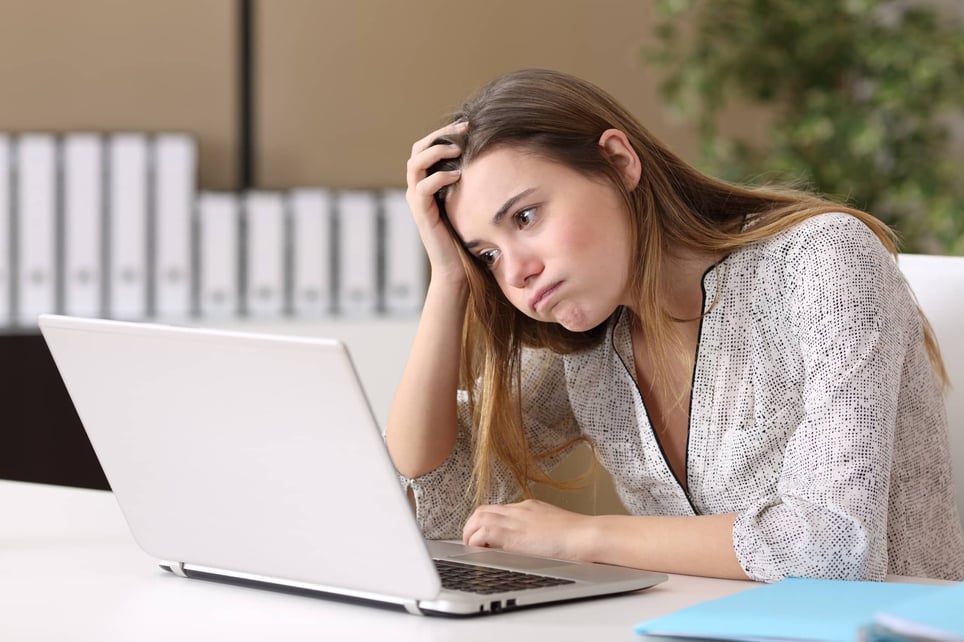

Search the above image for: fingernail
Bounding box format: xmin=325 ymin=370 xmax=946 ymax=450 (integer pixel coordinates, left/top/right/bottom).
xmin=454 ymin=120 xmax=469 ymax=129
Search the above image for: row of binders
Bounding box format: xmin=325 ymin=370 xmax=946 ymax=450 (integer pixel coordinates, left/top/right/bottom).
xmin=0 ymin=132 xmax=428 ymax=328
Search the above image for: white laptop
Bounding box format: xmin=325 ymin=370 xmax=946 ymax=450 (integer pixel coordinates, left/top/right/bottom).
xmin=38 ymin=314 xmax=666 ymax=616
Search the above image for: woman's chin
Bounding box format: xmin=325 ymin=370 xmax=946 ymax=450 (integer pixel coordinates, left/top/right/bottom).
xmin=555 ymin=306 xmax=619 ymax=333
xmin=520 ymin=302 xmax=613 ymax=333
xmin=555 ymin=314 xmax=599 ymax=334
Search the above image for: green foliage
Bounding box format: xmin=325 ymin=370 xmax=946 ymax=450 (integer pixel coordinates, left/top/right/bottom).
xmin=647 ymin=0 xmax=964 ymax=254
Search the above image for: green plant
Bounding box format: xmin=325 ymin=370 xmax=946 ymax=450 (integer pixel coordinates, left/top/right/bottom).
xmin=647 ymin=0 xmax=964 ymax=254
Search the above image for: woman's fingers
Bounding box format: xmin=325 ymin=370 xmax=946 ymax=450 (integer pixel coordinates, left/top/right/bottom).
xmin=462 ymin=500 xmax=589 ymax=561
xmin=406 ymin=121 xmax=468 ymax=191
xmin=410 ymin=120 xmax=468 ymax=157
xmin=402 ymin=121 xmax=470 ymax=281
xmin=415 ymin=168 xmax=460 ymax=198
xmin=406 ymin=143 xmax=461 ymax=194
xmin=463 ymin=505 xmax=507 ymax=549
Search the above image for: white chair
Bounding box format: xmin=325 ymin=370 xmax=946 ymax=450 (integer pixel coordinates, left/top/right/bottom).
xmin=898 ymin=254 xmax=964 ymax=533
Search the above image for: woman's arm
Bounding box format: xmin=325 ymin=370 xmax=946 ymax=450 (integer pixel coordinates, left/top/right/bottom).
xmin=589 ymin=513 xmax=745 ymax=578
xmin=729 ymin=214 xmax=910 ymax=582
xmin=464 ymin=500 xmax=748 ymax=579
xmin=385 ymin=121 xmax=469 ymax=479
xmin=386 ymin=277 xmax=467 ymax=478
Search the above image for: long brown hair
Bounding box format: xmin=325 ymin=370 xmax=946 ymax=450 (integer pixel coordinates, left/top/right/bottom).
xmin=430 ymin=68 xmax=946 ymax=506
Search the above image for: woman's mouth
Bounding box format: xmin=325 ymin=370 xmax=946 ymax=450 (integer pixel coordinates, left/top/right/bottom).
xmin=530 ymin=282 xmax=561 ymax=313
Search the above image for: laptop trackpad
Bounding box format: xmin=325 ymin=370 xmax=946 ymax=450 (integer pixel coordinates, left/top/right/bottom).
xmin=452 ymin=551 xmax=577 ymax=571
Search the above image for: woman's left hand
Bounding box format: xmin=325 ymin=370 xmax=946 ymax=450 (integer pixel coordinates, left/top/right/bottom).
xmin=462 ymin=499 xmax=595 ymax=561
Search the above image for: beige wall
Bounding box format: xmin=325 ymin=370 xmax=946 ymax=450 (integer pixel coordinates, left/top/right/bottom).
xmin=255 ymin=0 xmax=699 ymax=189
xmin=0 ymin=0 xmax=702 ymax=191
xmin=0 ymin=0 xmax=239 ymax=189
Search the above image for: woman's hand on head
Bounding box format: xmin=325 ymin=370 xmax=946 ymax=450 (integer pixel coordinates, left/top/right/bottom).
xmin=406 ymin=121 xmax=469 ymax=286
xmin=462 ymin=499 xmax=596 ymax=562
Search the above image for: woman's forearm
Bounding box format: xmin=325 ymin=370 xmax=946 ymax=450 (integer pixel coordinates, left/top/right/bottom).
xmin=463 ymin=499 xmax=749 ymax=580
xmin=583 ymin=512 xmax=748 ymax=580
xmin=385 ymin=277 xmax=469 ymax=479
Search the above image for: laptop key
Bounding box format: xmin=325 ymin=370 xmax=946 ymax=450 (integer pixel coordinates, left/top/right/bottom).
xmin=434 ymin=559 xmax=575 ymax=595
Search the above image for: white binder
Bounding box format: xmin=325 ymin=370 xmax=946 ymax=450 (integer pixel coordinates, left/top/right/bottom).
xmin=335 ymin=190 xmax=378 ymax=316
xmin=243 ymin=190 xmax=285 ymax=317
xmin=153 ymin=133 xmax=197 ymax=320
xmin=16 ymin=134 xmax=58 ymax=327
xmin=0 ymin=134 xmax=10 ymax=326
xmin=289 ymin=188 xmax=332 ymax=316
xmin=198 ymin=191 xmax=239 ymax=319
xmin=382 ymin=189 xmax=427 ymax=315
xmin=62 ymin=133 xmax=104 ymax=319
xmin=107 ymin=133 xmax=149 ymax=320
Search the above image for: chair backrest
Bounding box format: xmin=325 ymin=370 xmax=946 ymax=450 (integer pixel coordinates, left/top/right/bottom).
xmin=898 ymin=253 xmax=964 ymax=532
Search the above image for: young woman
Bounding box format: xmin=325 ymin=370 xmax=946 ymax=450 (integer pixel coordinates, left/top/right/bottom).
xmin=385 ymin=68 xmax=964 ymax=582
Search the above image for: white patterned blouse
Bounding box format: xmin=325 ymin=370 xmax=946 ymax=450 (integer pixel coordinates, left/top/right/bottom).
xmin=400 ymin=212 xmax=964 ymax=582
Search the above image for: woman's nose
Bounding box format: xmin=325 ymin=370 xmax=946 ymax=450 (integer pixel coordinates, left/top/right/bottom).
xmin=503 ymin=248 xmax=543 ymax=289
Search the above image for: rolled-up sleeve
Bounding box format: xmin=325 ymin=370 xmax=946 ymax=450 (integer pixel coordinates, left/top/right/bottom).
xmin=733 ymin=214 xmax=910 ymax=582
xmin=399 ymin=347 xmax=581 ymax=539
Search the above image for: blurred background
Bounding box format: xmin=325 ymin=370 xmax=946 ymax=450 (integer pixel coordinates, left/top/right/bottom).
xmin=1 ymin=0 xmax=962 ymax=491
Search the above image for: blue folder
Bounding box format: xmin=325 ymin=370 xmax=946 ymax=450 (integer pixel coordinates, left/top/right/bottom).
xmin=872 ymin=580 xmax=964 ymax=641
xmin=634 ymin=577 xmax=958 ymax=642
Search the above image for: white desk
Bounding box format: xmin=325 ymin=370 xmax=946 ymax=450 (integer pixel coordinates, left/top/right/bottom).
xmin=0 ymin=480 xmax=759 ymax=641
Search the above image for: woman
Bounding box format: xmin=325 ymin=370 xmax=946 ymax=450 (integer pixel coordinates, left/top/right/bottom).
xmin=385 ymin=68 xmax=964 ymax=582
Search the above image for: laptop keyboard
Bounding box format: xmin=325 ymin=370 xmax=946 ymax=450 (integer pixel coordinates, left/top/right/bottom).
xmin=434 ymin=559 xmax=575 ymax=595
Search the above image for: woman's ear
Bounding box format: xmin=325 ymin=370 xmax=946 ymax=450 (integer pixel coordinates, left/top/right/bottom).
xmin=598 ymin=129 xmax=641 ymax=190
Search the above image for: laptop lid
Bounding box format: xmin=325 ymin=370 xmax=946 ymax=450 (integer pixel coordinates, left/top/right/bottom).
xmin=39 ymin=314 xmax=666 ymax=615
xmin=38 ymin=314 xmax=441 ymax=603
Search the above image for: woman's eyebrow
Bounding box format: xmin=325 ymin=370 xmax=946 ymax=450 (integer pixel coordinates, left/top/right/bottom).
xmin=464 ymin=187 xmax=537 ymax=250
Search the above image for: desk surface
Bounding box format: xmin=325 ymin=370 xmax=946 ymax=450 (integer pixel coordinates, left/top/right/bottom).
xmin=0 ymin=480 xmax=766 ymax=641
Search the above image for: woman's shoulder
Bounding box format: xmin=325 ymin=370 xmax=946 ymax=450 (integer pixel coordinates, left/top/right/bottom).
xmin=750 ymin=211 xmax=894 ymax=271
xmin=722 ymin=211 xmax=903 ymax=315
xmin=767 ymin=210 xmax=882 ymax=248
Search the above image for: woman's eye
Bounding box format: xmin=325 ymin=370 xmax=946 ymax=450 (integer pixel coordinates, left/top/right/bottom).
xmin=478 ymin=249 xmax=500 ymax=267
xmin=514 ymin=207 xmax=536 ymax=228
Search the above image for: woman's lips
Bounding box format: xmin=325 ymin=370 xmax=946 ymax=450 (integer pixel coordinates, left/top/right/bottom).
xmin=530 ymin=282 xmax=561 ymax=312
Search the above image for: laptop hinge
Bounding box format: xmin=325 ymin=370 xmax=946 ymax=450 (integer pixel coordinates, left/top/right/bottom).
xmin=402 ymin=600 xmax=424 ymax=616
xmin=167 ymin=561 xmax=188 ymax=578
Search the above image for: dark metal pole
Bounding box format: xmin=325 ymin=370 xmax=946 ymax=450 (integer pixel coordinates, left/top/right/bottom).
xmin=239 ymin=0 xmax=254 ymax=190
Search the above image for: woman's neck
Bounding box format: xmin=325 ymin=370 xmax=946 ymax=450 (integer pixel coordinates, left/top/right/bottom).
xmin=656 ymin=249 xmax=722 ymax=322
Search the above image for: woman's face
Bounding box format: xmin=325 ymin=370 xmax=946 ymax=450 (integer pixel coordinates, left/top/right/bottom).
xmin=444 ymin=139 xmax=637 ymax=332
